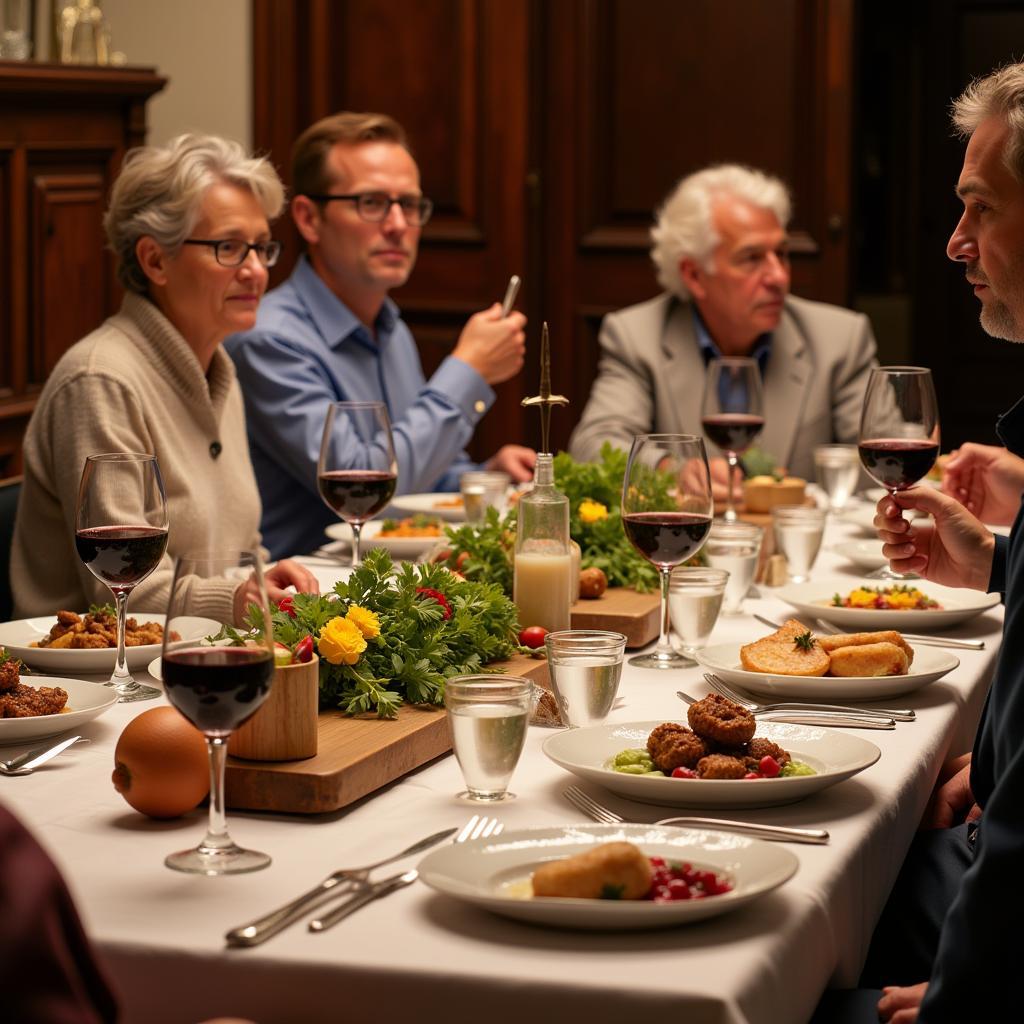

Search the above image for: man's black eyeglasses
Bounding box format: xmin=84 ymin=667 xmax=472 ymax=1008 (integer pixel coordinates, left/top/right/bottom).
xmin=304 ymin=191 xmax=434 ymax=226
xmin=182 ymin=238 xmax=282 ymax=268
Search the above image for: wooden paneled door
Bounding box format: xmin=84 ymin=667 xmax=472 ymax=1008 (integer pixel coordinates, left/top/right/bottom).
xmin=253 ymin=0 xmax=854 ymax=456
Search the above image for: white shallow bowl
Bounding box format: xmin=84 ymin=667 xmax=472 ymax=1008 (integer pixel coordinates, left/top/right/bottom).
xmin=0 ymin=615 xmax=220 ymax=674
xmin=831 ymin=539 xmax=887 ymax=572
xmin=0 ymin=677 xmax=118 ymax=742
xmin=325 ymin=518 xmax=446 ymax=560
xmin=777 ymin=578 xmax=1001 ymax=631
xmin=417 ymin=822 xmax=798 ymax=930
xmin=697 ymin=642 xmax=959 ymax=700
xmin=387 ymin=492 xmax=466 ymax=522
xmin=542 ymin=720 xmax=879 ymax=809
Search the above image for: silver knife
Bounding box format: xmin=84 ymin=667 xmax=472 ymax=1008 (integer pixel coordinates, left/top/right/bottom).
xmin=308 ymin=870 xmax=419 ymax=933
xmin=2 ymin=735 xmax=86 ymax=774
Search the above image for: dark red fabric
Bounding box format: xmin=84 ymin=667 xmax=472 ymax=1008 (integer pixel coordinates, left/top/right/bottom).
xmin=0 ymin=804 xmax=119 ymax=1023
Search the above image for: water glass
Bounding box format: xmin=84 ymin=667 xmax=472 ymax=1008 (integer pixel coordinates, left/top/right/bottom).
xmin=459 ymin=471 xmax=511 ymax=523
xmin=814 ymin=444 xmax=862 ymax=512
xmin=703 ymin=521 xmax=763 ymax=614
xmin=444 ymin=676 xmax=532 ymax=801
xmin=772 ymin=505 xmax=827 ymax=583
xmin=544 ymin=630 xmax=627 ymax=728
xmin=667 ymin=567 xmax=729 ymax=663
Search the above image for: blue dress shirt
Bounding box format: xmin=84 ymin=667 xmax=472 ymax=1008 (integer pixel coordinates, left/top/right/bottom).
xmin=225 ymin=257 xmax=494 ymax=558
xmin=693 ymin=307 xmax=772 ymax=413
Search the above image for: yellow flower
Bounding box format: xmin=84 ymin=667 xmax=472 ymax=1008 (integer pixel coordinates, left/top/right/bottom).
xmin=578 ymin=499 xmax=608 ymax=524
xmin=346 ymin=604 xmax=381 ymax=639
xmin=318 ymin=616 xmax=367 ymax=666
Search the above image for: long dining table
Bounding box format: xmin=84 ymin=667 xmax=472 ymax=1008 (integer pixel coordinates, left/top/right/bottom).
xmin=1 ymin=507 xmax=1003 ymax=1024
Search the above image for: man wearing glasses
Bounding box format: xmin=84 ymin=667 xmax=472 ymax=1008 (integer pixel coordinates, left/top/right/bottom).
xmin=226 ymin=112 xmax=532 ymax=559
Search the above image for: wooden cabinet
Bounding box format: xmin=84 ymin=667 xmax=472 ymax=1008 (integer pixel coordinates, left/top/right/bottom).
xmin=0 ymin=63 xmax=165 ymax=476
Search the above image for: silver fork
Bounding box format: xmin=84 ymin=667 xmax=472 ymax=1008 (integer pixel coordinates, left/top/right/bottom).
xmin=753 ymin=612 xmax=984 ymax=651
xmin=703 ymin=672 xmax=915 ymax=721
xmin=677 ymin=688 xmax=895 ymax=730
xmin=307 ymin=816 xmax=504 ymax=933
xmin=563 ymin=785 xmax=829 ymax=844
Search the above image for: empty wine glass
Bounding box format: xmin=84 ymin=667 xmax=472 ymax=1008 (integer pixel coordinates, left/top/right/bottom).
xmin=317 ymin=401 xmax=398 ymax=567
xmin=162 ymin=550 xmax=275 ymax=875
xmin=621 ymin=434 xmax=714 ymax=669
xmin=75 ymin=453 xmax=168 ymax=702
xmin=858 ymin=367 xmax=940 ymax=580
xmin=701 ymin=357 xmax=765 ymax=522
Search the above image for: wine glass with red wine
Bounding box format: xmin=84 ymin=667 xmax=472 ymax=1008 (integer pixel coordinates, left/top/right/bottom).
xmin=621 ymin=434 xmax=714 ymax=669
xmin=701 ymin=357 xmax=765 ymax=522
xmin=75 ymin=452 xmax=168 ymax=702
xmin=858 ymin=366 xmax=940 ymax=580
xmin=162 ymin=550 xmax=275 ymax=875
xmin=317 ymin=401 xmax=397 ymax=566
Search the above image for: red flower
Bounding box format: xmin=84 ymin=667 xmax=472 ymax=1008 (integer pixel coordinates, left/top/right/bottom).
xmin=277 ymin=595 xmax=296 ymax=618
xmin=416 ymin=587 xmax=452 ymax=620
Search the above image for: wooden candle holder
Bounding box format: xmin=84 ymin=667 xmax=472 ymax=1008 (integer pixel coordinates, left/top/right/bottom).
xmin=228 ymin=655 xmax=319 ymax=761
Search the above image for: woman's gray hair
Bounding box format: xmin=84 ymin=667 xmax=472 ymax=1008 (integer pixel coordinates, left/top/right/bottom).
xmin=650 ymin=164 xmax=791 ymax=300
xmin=104 ymin=133 xmax=286 ymax=294
xmin=952 ymin=62 xmax=1024 ymax=182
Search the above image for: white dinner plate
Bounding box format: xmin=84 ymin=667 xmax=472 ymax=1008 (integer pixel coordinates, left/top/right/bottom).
xmin=417 ymin=823 xmax=798 ymax=930
xmin=777 ymin=578 xmax=1001 ymax=632
xmin=831 ymin=539 xmax=887 ymax=572
xmin=0 ymin=677 xmax=118 ymax=742
xmin=325 ymin=518 xmax=447 ymax=559
xmin=387 ymin=492 xmax=466 ymax=522
xmin=542 ymin=721 xmax=880 ymax=809
xmin=696 ymin=641 xmax=959 ymax=700
xmin=0 ymin=615 xmax=220 ymax=674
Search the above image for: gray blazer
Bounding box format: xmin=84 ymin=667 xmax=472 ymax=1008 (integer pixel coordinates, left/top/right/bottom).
xmin=568 ymin=292 xmax=878 ymax=479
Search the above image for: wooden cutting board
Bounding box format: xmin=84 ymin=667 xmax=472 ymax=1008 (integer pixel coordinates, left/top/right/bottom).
xmin=571 ymin=587 xmax=660 ymax=648
xmin=224 ymin=654 xmax=549 ymax=815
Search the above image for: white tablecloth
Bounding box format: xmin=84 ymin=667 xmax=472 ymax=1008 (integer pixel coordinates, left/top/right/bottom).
xmin=2 ymin=513 xmax=1002 ymax=1024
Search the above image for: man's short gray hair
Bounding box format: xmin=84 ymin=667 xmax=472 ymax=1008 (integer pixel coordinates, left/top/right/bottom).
xmin=650 ymin=164 xmax=791 ymax=300
xmin=104 ymin=133 xmax=286 ymax=294
xmin=952 ymin=62 xmax=1024 ymax=182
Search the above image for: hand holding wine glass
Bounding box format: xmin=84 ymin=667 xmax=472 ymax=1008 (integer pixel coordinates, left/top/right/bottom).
xmin=75 ymin=453 xmax=168 ymax=702
xmin=701 ymin=357 xmax=765 ymax=522
xmin=162 ymin=550 xmax=275 ymax=875
xmin=317 ymin=402 xmax=397 ymax=566
xmin=621 ymin=434 xmax=713 ymax=669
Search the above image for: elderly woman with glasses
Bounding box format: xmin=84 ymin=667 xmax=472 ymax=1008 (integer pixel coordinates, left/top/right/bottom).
xmin=11 ymin=133 xmax=317 ymax=621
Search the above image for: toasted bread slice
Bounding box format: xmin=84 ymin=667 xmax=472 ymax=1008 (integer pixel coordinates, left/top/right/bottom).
xmin=827 ymin=641 xmax=908 ymax=677
xmin=740 ymin=633 xmax=830 ymax=676
xmin=818 ymin=630 xmax=914 ymax=666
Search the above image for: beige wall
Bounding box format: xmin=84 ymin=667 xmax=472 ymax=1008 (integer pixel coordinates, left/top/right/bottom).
xmin=94 ymin=0 xmax=252 ymax=148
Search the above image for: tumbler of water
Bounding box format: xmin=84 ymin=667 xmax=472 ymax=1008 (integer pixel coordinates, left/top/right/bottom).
xmin=459 ymin=471 xmax=511 ymax=523
xmin=703 ymin=521 xmax=763 ymax=614
xmin=814 ymin=444 xmax=862 ymax=513
xmin=667 ymin=567 xmax=729 ymax=663
xmin=771 ymin=505 xmax=827 ymax=583
xmin=444 ymin=676 xmax=532 ymax=801
xmin=544 ymin=630 xmax=627 ymax=728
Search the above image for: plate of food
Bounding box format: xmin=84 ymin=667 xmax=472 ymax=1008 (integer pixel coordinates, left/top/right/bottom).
xmin=325 ymin=515 xmax=447 ymax=559
xmin=387 ymin=493 xmax=466 ymax=522
xmin=696 ymin=619 xmax=959 ymax=699
xmin=542 ymin=712 xmax=880 ymax=808
xmin=778 ymin=578 xmax=1000 ymax=631
xmin=417 ymin=823 xmax=798 ymax=930
xmin=0 ymin=610 xmax=220 ymax=674
xmin=831 ymin=539 xmax=887 ymax=572
xmin=0 ymin=660 xmax=118 ymax=741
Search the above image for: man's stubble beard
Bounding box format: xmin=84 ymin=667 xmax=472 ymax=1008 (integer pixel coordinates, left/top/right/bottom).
xmin=980 ymin=297 xmax=1024 ymax=343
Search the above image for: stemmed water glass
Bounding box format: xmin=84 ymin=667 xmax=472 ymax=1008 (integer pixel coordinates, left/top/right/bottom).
xmin=162 ymin=550 xmax=275 ymax=875
xmin=621 ymin=434 xmax=714 ymax=669
xmin=75 ymin=452 xmax=168 ymax=702
xmin=858 ymin=366 xmax=940 ymax=580
xmin=317 ymin=401 xmax=398 ymax=567
xmin=701 ymin=357 xmax=765 ymax=522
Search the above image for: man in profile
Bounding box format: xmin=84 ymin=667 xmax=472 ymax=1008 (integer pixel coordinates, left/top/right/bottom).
xmin=568 ymin=164 xmax=877 ymax=490
xmin=227 ymin=112 xmax=533 ymax=558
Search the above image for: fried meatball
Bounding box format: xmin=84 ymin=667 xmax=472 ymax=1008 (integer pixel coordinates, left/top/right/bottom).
xmin=1 ymin=683 xmax=68 ymax=718
xmin=747 ymin=737 xmax=791 ymax=767
xmin=647 ymin=726 xmax=707 ymax=773
xmin=646 ymin=722 xmax=690 ymax=759
xmin=687 ymin=694 xmax=757 ymax=746
xmin=696 ymin=754 xmax=748 ymax=780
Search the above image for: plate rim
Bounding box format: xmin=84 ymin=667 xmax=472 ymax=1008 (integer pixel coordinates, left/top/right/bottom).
xmin=0 ymin=675 xmax=118 ymax=742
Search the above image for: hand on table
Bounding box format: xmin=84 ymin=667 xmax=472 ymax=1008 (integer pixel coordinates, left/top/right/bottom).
xmin=922 ymin=758 xmax=980 ymax=829
xmin=681 ymin=456 xmax=742 ymax=504
xmin=452 ymin=303 xmax=527 ymax=386
xmin=874 ymin=486 xmax=995 ymax=591
xmin=485 ymin=444 xmax=536 ymax=482
xmin=942 ymin=442 xmax=1024 ymax=526
xmin=878 ymin=981 xmax=929 ymax=1023
xmin=232 ymin=559 xmax=320 ymax=626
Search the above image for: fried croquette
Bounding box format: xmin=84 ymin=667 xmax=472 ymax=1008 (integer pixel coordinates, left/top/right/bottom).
xmin=696 ymin=753 xmax=748 ymax=779
xmin=687 ymin=693 xmax=756 ymax=746
xmin=747 ymin=737 xmax=792 ymax=767
xmin=532 ymin=841 xmax=653 ymax=900
xmin=646 ymin=725 xmax=707 ymax=773
xmin=817 ymin=630 xmax=915 ymax=667
xmin=0 ymin=682 xmax=68 ymax=718
xmin=828 ymin=641 xmax=908 ymax=677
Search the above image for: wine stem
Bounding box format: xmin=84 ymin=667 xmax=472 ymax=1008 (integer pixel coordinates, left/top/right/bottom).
xmin=201 ymin=736 xmax=232 ymax=853
xmin=351 ymin=522 xmax=362 ymax=567
xmin=655 ymin=567 xmax=674 ymax=655
xmin=723 ymin=452 xmax=740 ymax=522
xmin=109 ymin=589 xmax=137 ymax=697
